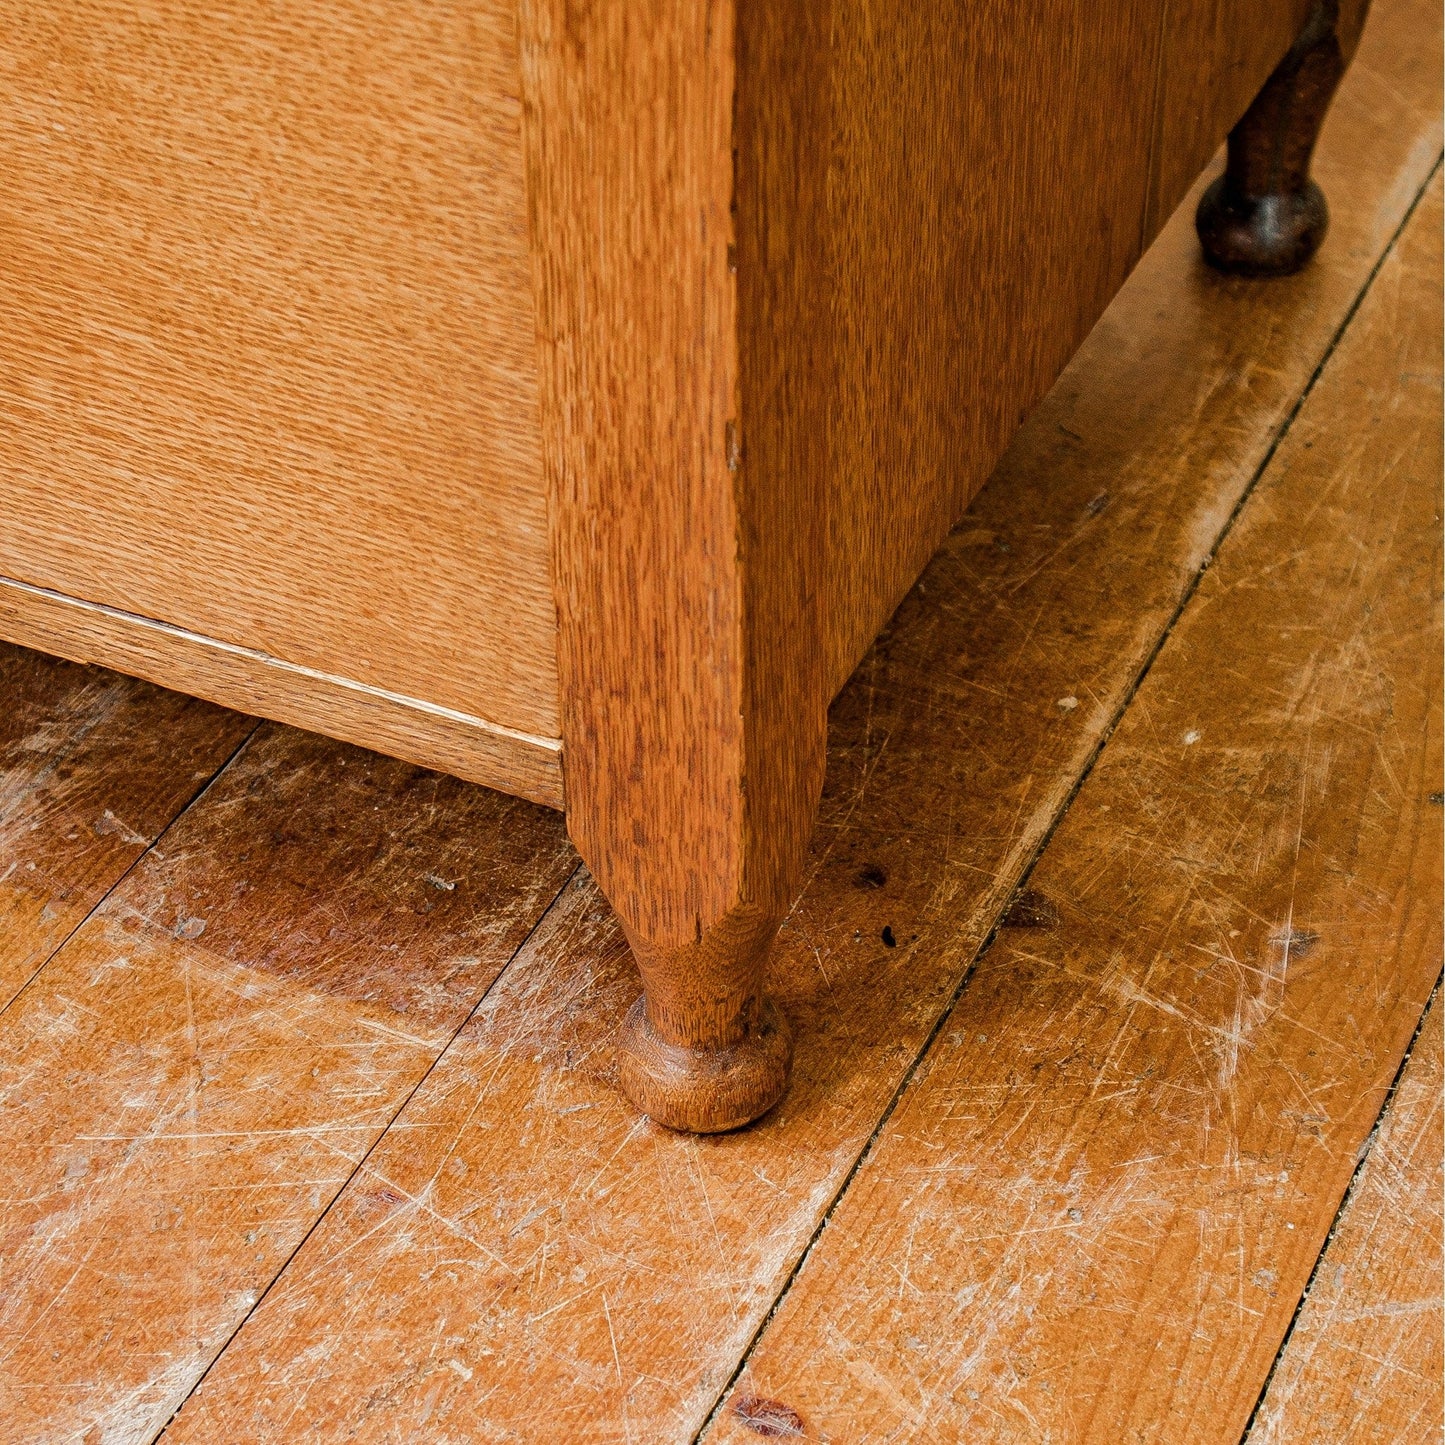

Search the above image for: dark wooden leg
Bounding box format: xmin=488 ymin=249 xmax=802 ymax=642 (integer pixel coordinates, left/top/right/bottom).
xmin=1197 ymin=0 xmax=1372 ymax=276
xmin=522 ymin=0 xmax=830 ymax=1131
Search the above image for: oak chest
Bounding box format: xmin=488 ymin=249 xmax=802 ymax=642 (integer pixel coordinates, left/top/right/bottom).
xmin=0 ymin=0 xmax=1368 ymax=1129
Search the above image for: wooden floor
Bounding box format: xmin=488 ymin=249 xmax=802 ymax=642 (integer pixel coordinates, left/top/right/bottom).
xmin=1 ymin=3 xmax=1440 ymax=1439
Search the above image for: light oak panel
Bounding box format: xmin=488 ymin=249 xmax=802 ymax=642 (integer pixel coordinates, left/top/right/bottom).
xmin=820 ymin=0 xmax=1369 ymax=696
xmin=0 ymin=0 xmax=559 ymax=739
xmin=823 ymin=0 xmax=1164 ymax=692
xmin=819 ymin=0 xmax=1353 ymax=695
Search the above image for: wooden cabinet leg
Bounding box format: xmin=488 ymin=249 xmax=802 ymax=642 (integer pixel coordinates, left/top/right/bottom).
xmin=521 ymin=1 xmax=831 ymax=1130
xmin=1196 ymin=0 xmax=1372 ymax=276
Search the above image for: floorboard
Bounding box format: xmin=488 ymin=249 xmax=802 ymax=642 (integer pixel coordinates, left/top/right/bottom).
xmin=703 ymin=170 xmax=1443 ymax=1445
xmin=0 ymin=0 xmax=1433 ymax=1433
xmin=0 ymin=727 xmax=574 ymax=1442
xmin=1248 ymin=992 xmax=1443 ymax=1445
xmin=0 ymin=644 xmax=254 ymax=1009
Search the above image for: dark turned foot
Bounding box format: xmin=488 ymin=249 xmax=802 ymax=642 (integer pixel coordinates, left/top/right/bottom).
xmin=1197 ymin=176 xmax=1328 ymax=277
xmin=1196 ymin=0 xmax=1367 ymax=277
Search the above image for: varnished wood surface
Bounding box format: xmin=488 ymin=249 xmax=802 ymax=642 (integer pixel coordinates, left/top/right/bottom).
xmin=0 ymin=0 xmax=1337 ymax=842
xmin=0 ymin=0 xmax=559 ymax=740
xmin=122 ymin=1 xmax=1445 ymax=1435
xmin=1250 ymin=994 xmax=1442 ymax=1444
xmin=519 ymin=0 xmax=1379 ymax=1129
xmin=708 ymin=168 xmax=1443 ymax=1445
xmin=819 ymin=0 xmax=1330 ymax=694
xmin=821 ymin=0 xmax=1162 ymax=690
xmin=0 ymin=0 xmax=1372 ymax=928
xmin=0 ymin=642 xmax=254 ymax=1009
xmin=0 ymin=0 xmax=1436 ymax=1432
xmin=1145 ymin=0 xmax=1313 ymax=237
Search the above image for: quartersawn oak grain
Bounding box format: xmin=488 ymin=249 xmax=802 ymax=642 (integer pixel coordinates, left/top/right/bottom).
xmin=709 ymin=170 xmax=1443 ymax=1445
xmin=820 ymin=0 xmax=1158 ymax=694
xmin=0 ymin=1 xmax=1375 ymax=1119
xmin=0 ymin=642 xmax=253 ymax=1009
xmin=156 ymin=3 xmax=1442 ymax=1433
xmin=0 ymin=0 xmax=559 ymax=741
xmin=818 ymin=0 xmax=1347 ymax=695
xmin=1249 ymin=994 xmax=1443 ymax=1444
xmin=0 ymin=724 xmax=575 ymax=1443
xmin=518 ymin=0 xmax=1359 ymax=1131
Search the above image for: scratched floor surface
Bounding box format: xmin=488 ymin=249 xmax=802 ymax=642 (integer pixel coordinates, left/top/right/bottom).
xmin=0 ymin=1 xmax=1440 ymax=1440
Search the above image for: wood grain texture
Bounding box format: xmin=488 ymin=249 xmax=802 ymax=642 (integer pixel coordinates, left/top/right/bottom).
xmin=519 ymin=0 xmax=828 ymax=1128
xmin=0 ymin=576 xmax=565 ymax=810
xmin=0 ymin=0 xmax=559 ymax=739
xmin=0 ymin=0 xmax=1371 ymax=815
xmin=822 ymin=0 xmax=1165 ymax=693
xmin=708 ymin=169 xmax=1443 ymax=1445
xmin=520 ymin=0 xmax=1313 ymax=1128
xmin=816 ymin=0 xmax=1364 ymax=698
xmin=0 ymin=0 xmax=1367 ymax=853
xmin=0 ymin=724 xmax=575 ymax=1443
xmin=1250 ymin=993 xmax=1443 ymax=1444
xmin=0 ymin=643 xmax=253 ymax=1010
xmin=156 ymin=6 xmax=1443 ymax=1431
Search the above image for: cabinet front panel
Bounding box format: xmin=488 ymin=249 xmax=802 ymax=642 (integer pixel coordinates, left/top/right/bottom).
xmin=0 ymin=1 xmax=560 ymax=739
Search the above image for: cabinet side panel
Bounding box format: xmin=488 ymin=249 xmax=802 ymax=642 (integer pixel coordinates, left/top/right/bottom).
xmin=0 ymin=1 xmax=560 ymax=740
xmin=824 ymin=1 xmax=1168 ymax=693
xmin=820 ymin=1 xmax=1167 ymax=687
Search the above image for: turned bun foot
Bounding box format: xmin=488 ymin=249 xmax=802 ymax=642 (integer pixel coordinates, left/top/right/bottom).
xmin=1195 ymin=0 xmax=1365 ymax=279
xmin=1196 ymin=176 xmax=1328 ymax=276
xmin=618 ymin=995 xmax=793 ymax=1133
